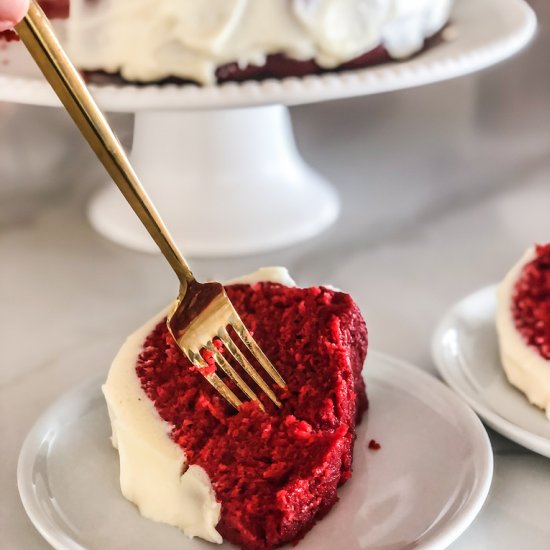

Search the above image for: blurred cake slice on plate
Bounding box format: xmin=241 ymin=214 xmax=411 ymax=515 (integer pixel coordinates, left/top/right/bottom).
xmin=496 ymin=244 xmax=550 ymax=418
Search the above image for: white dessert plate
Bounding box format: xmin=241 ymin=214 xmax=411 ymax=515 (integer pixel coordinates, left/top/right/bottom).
xmin=432 ymin=286 xmax=550 ymax=458
xmin=18 ymin=351 xmax=492 ymax=550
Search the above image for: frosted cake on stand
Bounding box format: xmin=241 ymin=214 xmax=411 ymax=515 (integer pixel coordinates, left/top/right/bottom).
xmin=497 ymin=244 xmax=550 ymax=419
xmin=0 ymin=0 xmax=535 ymax=257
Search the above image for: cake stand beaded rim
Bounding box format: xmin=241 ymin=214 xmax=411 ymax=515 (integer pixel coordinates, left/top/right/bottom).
xmin=0 ymin=0 xmax=536 ymax=112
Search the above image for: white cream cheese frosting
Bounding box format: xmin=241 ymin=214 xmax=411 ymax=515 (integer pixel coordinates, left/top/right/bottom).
xmin=102 ymin=267 xmax=295 ymax=542
xmin=496 ymin=248 xmax=550 ymax=420
xmin=64 ymin=0 xmax=453 ymax=84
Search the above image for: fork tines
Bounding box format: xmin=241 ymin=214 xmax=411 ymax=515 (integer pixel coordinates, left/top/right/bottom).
xmin=185 ymin=319 xmax=286 ymax=411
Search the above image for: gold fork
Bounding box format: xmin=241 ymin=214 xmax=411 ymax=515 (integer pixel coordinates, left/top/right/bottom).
xmin=16 ymin=0 xmax=285 ymax=410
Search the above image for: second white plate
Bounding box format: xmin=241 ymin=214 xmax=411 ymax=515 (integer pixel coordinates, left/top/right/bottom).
xmin=432 ymin=286 xmax=550 ymax=457
xmin=18 ymin=352 xmax=493 ymax=550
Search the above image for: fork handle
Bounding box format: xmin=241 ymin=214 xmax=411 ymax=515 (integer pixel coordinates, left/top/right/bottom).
xmin=15 ymin=0 xmax=195 ymax=286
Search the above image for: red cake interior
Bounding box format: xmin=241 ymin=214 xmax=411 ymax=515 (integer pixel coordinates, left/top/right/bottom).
xmin=512 ymin=243 xmax=550 ymax=360
xmin=136 ymin=282 xmax=368 ymax=550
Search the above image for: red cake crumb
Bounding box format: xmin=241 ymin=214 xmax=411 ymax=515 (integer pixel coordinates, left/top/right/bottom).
xmin=512 ymin=244 xmax=550 ymax=360
xmin=137 ymin=282 xmax=368 ymax=550
xmin=368 ymin=439 xmax=381 ymax=451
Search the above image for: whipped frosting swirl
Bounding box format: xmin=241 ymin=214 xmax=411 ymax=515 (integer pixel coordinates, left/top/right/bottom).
xmin=64 ymin=0 xmax=453 ymax=84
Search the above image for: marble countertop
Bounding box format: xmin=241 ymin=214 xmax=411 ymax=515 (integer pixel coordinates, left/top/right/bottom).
xmin=2 ymin=2 xmax=550 ymax=548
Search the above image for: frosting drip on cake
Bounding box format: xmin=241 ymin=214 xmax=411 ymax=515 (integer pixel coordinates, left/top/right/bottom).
xmin=497 ymin=247 xmax=550 ymax=420
xmin=103 ymin=307 xmax=223 ymax=543
xmin=64 ymin=0 xmax=453 ymax=84
xmin=103 ymin=268 xmax=296 ymax=543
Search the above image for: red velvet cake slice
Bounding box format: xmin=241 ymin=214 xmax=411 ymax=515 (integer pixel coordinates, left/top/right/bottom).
xmin=497 ymin=244 xmax=550 ymax=418
xmin=103 ymin=268 xmax=368 ymax=550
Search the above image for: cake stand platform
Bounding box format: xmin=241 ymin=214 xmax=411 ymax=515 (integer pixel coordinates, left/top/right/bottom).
xmin=0 ymin=0 xmax=535 ymax=256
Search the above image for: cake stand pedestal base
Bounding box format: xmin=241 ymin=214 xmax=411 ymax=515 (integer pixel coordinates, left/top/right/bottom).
xmin=87 ymin=105 xmax=339 ymax=257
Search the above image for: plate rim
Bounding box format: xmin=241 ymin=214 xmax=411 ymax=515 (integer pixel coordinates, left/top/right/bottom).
xmin=366 ymin=351 xmax=493 ymax=550
xmin=17 ymin=373 xmax=103 ymax=550
xmin=432 ymin=285 xmax=550 ymax=458
xmin=0 ymin=0 xmax=536 ymax=111
xmin=17 ymin=351 xmax=493 ymax=550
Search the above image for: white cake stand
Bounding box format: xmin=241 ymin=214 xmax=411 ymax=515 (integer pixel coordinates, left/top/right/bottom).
xmin=0 ymin=0 xmax=535 ymax=256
